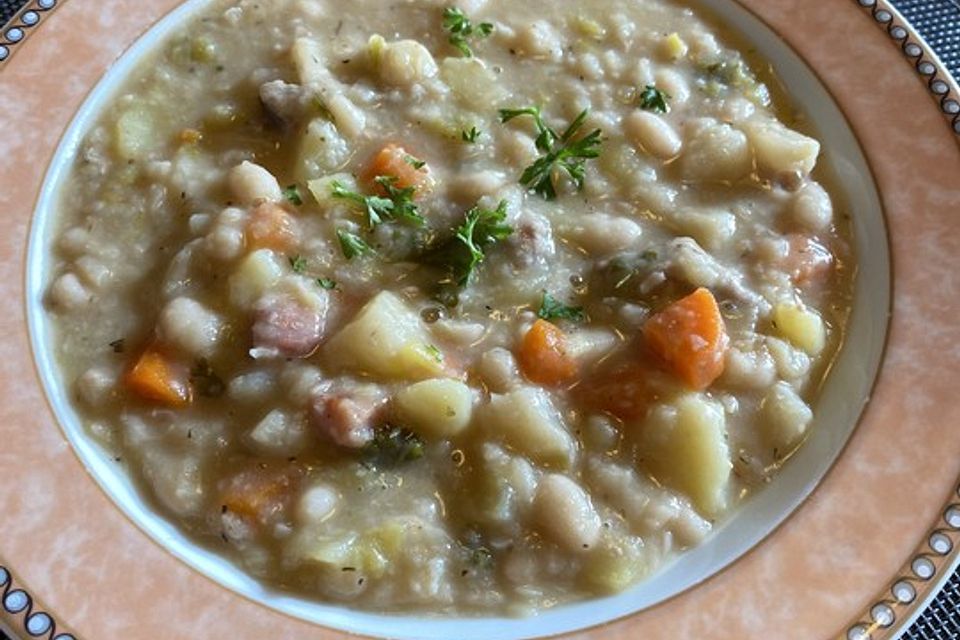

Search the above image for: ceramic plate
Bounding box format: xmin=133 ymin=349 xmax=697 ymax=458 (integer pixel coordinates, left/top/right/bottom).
xmin=1 ymin=1 xmax=959 ymax=638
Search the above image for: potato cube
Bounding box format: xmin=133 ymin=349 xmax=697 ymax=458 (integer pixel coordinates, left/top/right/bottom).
xmin=307 ymin=173 xmax=356 ymax=209
xmin=295 ymin=118 xmax=351 ymax=182
xmin=324 ymin=292 xmax=444 ymax=381
xmin=228 ymin=249 xmax=284 ymax=308
xmin=638 ymin=394 xmax=731 ymax=517
xmin=761 ymin=381 xmax=814 ymax=455
xmin=772 ymin=302 xmax=826 ymax=356
xmin=394 ymin=379 xmax=475 ymax=438
xmin=744 ymin=118 xmax=821 ymax=177
xmin=481 ymin=387 xmax=575 ymax=468
xmin=440 ymin=57 xmax=505 ymax=111
xmin=115 ymin=106 xmax=161 ymax=160
xmin=660 ymin=32 xmax=688 ymax=60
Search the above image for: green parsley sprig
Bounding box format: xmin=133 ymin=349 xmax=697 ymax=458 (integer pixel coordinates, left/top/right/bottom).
xmin=282 ymin=184 xmax=303 ymax=206
xmin=337 ymin=229 xmax=373 ymax=259
xmin=461 ymin=126 xmax=482 ymax=144
xmin=498 ymin=107 xmax=602 ymax=200
xmin=426 ymin=200 xmax=512 ymax=286
xmin=639 ymin=84 xmax=671 ymax=113
xmin=443 ymin=7 xmax=493 ymax=57
xmin=330 ymin=177 xmax=425 ymax=229
xmin=537 ymin=290 xmax=586 ymax=322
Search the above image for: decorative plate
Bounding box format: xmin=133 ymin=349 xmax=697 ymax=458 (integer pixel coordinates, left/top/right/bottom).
xmin=1 ymin=0 xmax=959 ymax=639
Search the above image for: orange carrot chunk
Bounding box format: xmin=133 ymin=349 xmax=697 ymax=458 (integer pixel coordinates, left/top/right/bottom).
xmin=124 ymin=347 xmax=191 ymax=407
xmin=221 ymin=466 xmax=300 ymax=522
xmin=518 ymin=319 xmax=579 ymax=386
xmin=360 ymin=143 xmax=433 ymax=196
xmin=246 ymin=201 xmax=300 ymax=251
xmin=643 ymin=287 xmax=729 ymax=390
xmin=574 ymin=363 xmax=655 ymax=421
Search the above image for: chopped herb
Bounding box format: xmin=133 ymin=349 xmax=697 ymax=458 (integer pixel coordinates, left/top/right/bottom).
xmin=337 ymin=230 xmax=373 ymax=259
xmin=426 ymin=344 xmax=444 ymax=363
xmin=331 ymin=180 xmax=394 ymax=229
xmin=362 ymin=425 xmax=425 ymax=467
xmin=537 ymin=291 xmax=586 ymax=322
xmin=641 ymin=249 xmax=659 ymax=261
xmin=429 ymin=199 xmax=512 ymax=286
xmin=190 ymin=358 xmax=225 ymax=398
xmin=330 ymin=178 xmax=424 ymax=229
xmin=499 ymin=106 xmax=602 ymax=200
xmin=639 ymin=84 xmax=671 ymax=113
xmin=282 ymin=184 xmax=304 ymax=206
xmin=316 ymin=277 xmax=337 ymax=290
xmin=288 ymin=254 xmax=307 ymax=273
xmin=461 ymin=126 xmax=481 ymax=143
xmin=108 ymin=338 xmax=125 ymax=354
xmin=404 ymin=154 xmax=427 ymax=170
xmin=374 ymin=176 xmax=426 ymax=226
xmin=442 ymin=7 xmax=494 ymax=57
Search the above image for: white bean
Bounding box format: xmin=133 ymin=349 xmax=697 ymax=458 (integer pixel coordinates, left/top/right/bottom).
xmin=532 ymin=474 xmax=602 ymax=552
xmin=157 ymin=297 xmax=224 ymax=357
xmin=791 ymin=181 xmax=833 ymax=231
xmin=228 ymin=161 xmax=282 ymax=204
xmin=624 ymin=110 xmax=682 ymax=160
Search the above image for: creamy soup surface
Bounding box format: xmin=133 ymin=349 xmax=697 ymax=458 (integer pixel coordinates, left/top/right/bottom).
xmin=45 ymin=0 xmax=853 ymax=614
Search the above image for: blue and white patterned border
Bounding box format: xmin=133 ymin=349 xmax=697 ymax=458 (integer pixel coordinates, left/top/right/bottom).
xmin=1 ymin=566 xmax=73 ymax=639
xmin=856 ymin=0 xmax=960 ymax=136
xmin=0 ymin=0 xmax=57 ymax=66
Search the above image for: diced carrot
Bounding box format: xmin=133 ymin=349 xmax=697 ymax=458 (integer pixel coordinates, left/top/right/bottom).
xmin=784 ymin=234 xmax=833 ymax=288
xmin=518 ymin=319 xmax=579 ymax=386
xmin=643 ymin=287 xmax=729 ymax=390
xmin=221 ymin=465 xmax=301 ymax=522
xmin=246 ymin=201 xmax=300 ymax=251
xmin=360 ymin=143 xmax=433 ymax=196
xmin=574 ymin=363 xmax=656 ymax=421
xmin=124 ymin=346 xmax=191 ymax=406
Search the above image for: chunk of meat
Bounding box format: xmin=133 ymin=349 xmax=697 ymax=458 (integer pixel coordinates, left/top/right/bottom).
xmin=506 ymin=211 xmax=555 ymax=268
xmin=251 ymin=292 xmax=327 ymax=358
xmin=663 ymin=237 xmax=769 ymax=312
xmin=783 ymin=234 xmax=833 ymax=288
xmin=259 ymin=79 xmax=309 ymax=126
xmin=309 ymin=385 xmax=388 ymax=448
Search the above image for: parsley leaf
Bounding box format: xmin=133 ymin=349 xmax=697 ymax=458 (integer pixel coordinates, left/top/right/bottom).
xmin=499 ymin=107 xmax=602 ymax=200
xmin=337 ymin=229 xmax=373 ymax=259
xmin=443 ymin=7 xmax=493 ymax=57
xmin=330 ymin=180 xmax=394 ymax=228
xmin=638 ymin=84 xmax=671 ymax=113
xmin=425 ymin=344 xmax=444 ymax=363
xmin=451 ymin=200 xmax=512 ymax=285
xmin=423 ymin=200 xmax=512 ymax=286
xmin=537 ymin=291 xmax=586 ymax=322
xmin=461 ymin=126 xmax=481 ymax=143
xmin=374 ymin=176 xmax=426 ymax=226
xmin=317 ymin=277 xmax=337 ymax=290
xmin=330 ymin=178 xmax=424 ymax=229
xmin=282 ymin=184 xmax=304 ymax=206
xmin=404 ymin=154 xmax=427 ymax=170
xmin=288 ymin=254 xmax=307 ymax=273
xmin=362 ymin=425 xmax=425 ymax=467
